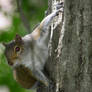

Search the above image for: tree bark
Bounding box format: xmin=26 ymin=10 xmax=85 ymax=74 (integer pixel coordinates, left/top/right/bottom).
xmin=37 ymin=0 xmax=92 ymax=92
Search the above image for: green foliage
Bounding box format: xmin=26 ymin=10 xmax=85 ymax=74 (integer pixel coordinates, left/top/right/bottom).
xmin=0 ymin=0 xmax=48 ymax=92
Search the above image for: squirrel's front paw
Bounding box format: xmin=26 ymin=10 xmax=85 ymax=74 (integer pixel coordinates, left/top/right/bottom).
xmin=56 ymin=2 xmax=64 ymax=10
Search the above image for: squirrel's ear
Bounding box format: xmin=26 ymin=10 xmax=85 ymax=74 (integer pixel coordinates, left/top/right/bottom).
xmin=15 ymin=34 xmax=22 ymax=42
xmin=2 ymin=42 xmax=7 ymax=47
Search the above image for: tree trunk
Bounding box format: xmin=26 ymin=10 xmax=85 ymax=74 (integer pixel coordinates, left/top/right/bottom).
xmin=37 ymin=0 xmax=92 ymax=92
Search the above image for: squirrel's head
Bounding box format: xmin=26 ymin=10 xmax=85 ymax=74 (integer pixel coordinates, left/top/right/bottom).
xmin=3 ymin=33 xmax=46 ymax=69
xmin=3 ymin=34 xmax=25 ymax=66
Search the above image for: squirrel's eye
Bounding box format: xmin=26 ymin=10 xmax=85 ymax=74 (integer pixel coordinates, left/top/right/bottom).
xmin=15 ymin=46 xmax=20 ymax=52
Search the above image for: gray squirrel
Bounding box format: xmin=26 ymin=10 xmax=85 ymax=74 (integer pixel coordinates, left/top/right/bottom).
xmin=3 ymin=3 xmax=63 ymax=89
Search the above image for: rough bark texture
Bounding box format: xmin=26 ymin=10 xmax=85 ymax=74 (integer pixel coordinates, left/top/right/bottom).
xmin=62 ymin=0 xmax=92 ymax=92
xmin=37 ymin=0 xmax=92 ymax=92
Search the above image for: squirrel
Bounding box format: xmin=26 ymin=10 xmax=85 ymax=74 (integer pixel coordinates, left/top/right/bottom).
xmin=3 ymin=4 xmax=63 ymax=89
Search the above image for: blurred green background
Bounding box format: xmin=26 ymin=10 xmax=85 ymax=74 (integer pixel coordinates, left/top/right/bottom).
xmin=0 ymin=0 xmax=48 ymax=92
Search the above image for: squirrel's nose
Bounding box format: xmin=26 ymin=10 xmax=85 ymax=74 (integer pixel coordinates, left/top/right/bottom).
xmin=8 ymin=61 xmax=13 ymax=66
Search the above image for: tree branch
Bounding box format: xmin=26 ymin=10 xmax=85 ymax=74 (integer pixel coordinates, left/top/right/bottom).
xmin=16 ymin=0 xmax=31 ymax=33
